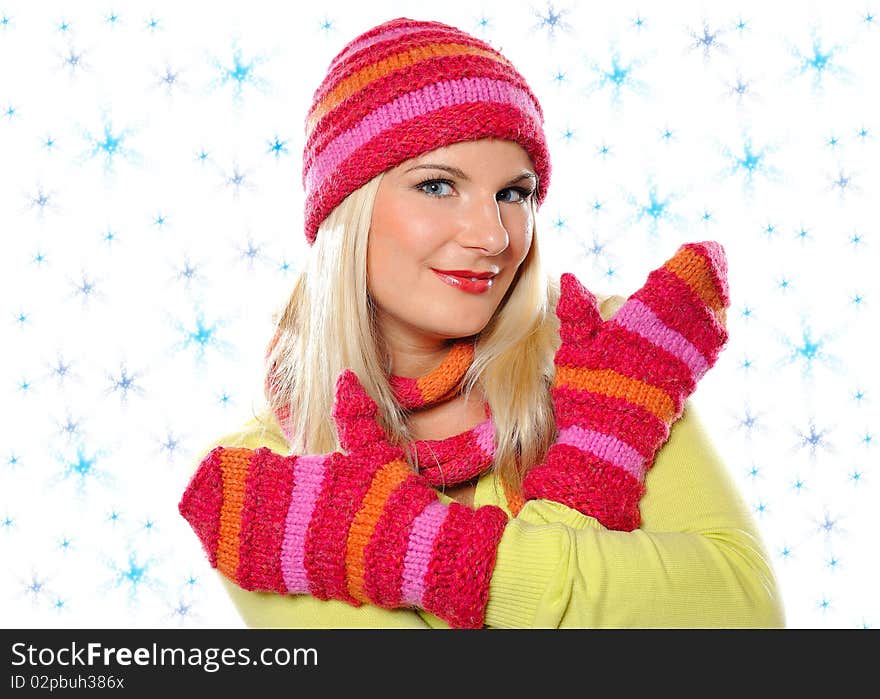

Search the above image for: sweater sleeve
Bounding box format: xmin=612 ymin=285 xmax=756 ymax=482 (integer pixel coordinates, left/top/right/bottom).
xmin=483 ymin=401 xmax=786 ymax=628
xmin=189 ymin=287 xmax=782 ymax=628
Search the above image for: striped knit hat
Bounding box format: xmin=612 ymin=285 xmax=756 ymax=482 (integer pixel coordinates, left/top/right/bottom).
xmin=302 ymin=16 xmax=552 ymax=245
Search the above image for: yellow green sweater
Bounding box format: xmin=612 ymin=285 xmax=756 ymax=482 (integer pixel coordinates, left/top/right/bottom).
xmin=196 ymin=400 xmax=785 ymax=629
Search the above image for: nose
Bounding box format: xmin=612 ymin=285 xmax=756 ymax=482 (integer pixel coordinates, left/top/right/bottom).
xmin=456 ymin=197 xmax=510 ymax=256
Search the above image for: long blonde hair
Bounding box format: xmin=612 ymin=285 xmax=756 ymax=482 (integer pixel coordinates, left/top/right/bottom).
xmin=263 ymin=171 xmax=562 ymax=496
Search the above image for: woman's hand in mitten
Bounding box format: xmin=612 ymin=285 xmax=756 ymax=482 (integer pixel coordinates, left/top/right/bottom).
xmin=522 ymin=241 xmax=729 ymax=531
xmin=179 ymin=370 xmax=508 ymax=629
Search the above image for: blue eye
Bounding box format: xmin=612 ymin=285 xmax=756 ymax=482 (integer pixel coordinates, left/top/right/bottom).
xmin=497 ymin=187 xmax=534 ymax=203
xmin=415 ymin=179 xmax=534 ymax=202
xmin=416 ymin=179 xmax=454 ymax=197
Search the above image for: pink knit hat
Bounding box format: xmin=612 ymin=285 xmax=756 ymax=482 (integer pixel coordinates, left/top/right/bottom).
xmin=302 ymin=17 xmax=552 ymax=245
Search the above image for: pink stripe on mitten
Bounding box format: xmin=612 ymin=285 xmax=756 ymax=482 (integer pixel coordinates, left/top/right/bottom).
xmin=522 ymin=241 xmax=730 ymax=531
xmin=180 ymin=369 xmax=510 ymax=629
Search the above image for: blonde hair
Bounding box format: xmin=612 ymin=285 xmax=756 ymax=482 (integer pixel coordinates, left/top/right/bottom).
xmin=263 ymin=172 xmax=562 ymax=496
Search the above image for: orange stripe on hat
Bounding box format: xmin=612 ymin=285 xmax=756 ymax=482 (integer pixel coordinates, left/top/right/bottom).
xmin=215 ymin=448 xmax=253 ymax=580
xmin=307 ymin=43 xmax=508 ymax=137
xmin=345 ymin=459 xmax=413 ymax=602
xmin=663 ymin=247 xmax=726 ymax=325
xmin=301 ymin=17 xmax=551 ymax=246
xmin=555 ymin=366 xmax=676 ymax=423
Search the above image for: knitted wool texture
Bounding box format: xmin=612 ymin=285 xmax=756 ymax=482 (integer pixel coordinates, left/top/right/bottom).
xmin=179 ymin=242 xmax=730 ymax=626
xmin=388 ymin=339 xmax=497 ymax=487
xmin=389 ymin=340 xmax=473 ymax=409
xmin=302 ymin=16 xmax=551 ymax=245
xmin=522 ymin=241 xmax=730 ymax=531
xmin=268 ymin=336 xmax=497 ymax=489
xmin=179 ymin=370 xmax=508 ymax=629
xmin=267 ymin=333 xmax=475 ymax=417
xmin=263 ymin=241 xmax=728 ymax=523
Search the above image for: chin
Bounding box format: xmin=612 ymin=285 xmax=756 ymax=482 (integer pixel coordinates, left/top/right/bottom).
xmin=434 ymin=317 xmax=493 ymax=339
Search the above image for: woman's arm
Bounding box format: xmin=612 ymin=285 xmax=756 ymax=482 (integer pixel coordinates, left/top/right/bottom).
xmin=192 ymin=402 xmax=783 ymax=629
xmin=188 ymin=414 xmax=434 ymax=629
xmin=184 ymin=243 xmax=779 ymax=628
xmin=477 ymin=242 xmax=783 ymax=627
xmin=485 ymin=401 xmax=785 ymax=628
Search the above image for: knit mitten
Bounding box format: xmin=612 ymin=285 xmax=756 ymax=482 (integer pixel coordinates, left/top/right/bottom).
xmin=522 ymin=241 xmax=730 ymax=531
xmin=179 ymin=370 xmax=508 ymax=629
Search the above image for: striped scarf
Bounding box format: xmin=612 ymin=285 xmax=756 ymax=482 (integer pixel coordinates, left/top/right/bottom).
xmin=271 ymin=339 xmax=497 ymax=490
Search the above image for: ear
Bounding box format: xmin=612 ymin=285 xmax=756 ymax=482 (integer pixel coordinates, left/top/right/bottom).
xmin=557 ymin=273 xmax=603 ymax=344
xmin=332 ymin=369 xmax=394 ymax=453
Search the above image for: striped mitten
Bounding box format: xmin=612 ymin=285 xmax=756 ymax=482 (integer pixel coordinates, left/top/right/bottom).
xmin=179 ymin=370 xmax=508 ymax=629
xmin=522 ymin=241 xmax=730 ymax=531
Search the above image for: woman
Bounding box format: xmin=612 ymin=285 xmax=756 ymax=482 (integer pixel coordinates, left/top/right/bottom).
xmin=179 ymin=17 xmax=785 ymax=628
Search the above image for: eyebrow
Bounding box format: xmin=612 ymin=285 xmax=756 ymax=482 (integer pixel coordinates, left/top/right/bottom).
xmin=405 ymin=164 xmax=538 ymax=188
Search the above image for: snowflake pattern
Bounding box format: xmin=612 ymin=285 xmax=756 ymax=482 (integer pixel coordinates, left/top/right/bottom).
xmin=1 ymin=1 xmax=877 ymax=630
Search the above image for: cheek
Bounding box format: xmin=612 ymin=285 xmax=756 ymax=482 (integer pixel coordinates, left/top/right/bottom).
xmin=521 ymin=221 xmax=534 ymax=260
xmin=369 ymin=197 xmax=445 ymax=270
xmin=505 ymin=210 xmax=533 ymax=265
xmin=366 ymin=206 xmax=432 ymax=302
xmin=366 ymin=235 xmax=407 ymax=310
xmin=368 ymin=195 xmax=407 ymax=281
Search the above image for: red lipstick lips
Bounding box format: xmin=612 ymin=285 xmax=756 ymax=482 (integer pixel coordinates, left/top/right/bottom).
xmin=431 ymin=269 xmax=496 ymax=294
xmin=434 ymin=270 xmax=495 ymax=279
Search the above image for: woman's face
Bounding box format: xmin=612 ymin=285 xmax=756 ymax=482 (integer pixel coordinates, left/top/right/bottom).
xmin=367 ymin=138 xmax=536 ymax=349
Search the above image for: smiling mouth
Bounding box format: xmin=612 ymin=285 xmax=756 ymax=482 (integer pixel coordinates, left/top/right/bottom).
xmin=431 ymin=269 xmax=498 ymax=281
xmin=431 ymin=269 xmax=496 ymax=294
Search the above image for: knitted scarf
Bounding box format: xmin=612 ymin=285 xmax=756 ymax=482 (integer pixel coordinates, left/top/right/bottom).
xmin=389 ymin=340 xmax=496 ymax=489
xmin=272 ymin=339 xmax=497 ymax=490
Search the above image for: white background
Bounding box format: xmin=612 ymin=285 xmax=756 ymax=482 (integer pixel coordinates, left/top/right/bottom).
xmin=1 ymin=0 xmax=877 ymax=628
